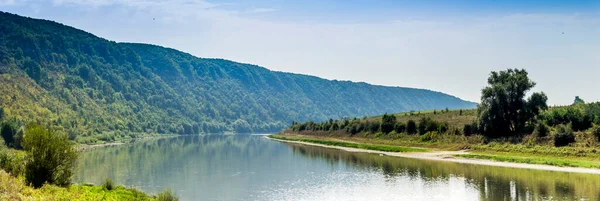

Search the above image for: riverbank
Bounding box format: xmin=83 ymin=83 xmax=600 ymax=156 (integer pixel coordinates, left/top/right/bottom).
xmin=0 ymin=170 xmax=167 ymax=200
xmin=269 ymin=134 xmax=600 ymax=174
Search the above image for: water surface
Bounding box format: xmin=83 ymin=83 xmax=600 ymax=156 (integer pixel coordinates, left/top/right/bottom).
xmin=75 ymin=135 xmax=600 ymax=201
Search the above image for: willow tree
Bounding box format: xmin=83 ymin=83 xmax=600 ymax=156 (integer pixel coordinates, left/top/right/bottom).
xmin=477 ymin=69 xmax=548 ymax=137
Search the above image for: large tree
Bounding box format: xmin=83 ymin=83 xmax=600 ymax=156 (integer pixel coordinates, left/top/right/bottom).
xmin=477 ymin=69 xmax=548 ymax=137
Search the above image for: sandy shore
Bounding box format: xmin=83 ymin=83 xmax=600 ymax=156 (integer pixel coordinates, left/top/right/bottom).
xmin=269 ymin=137 xmax=600 ymax=175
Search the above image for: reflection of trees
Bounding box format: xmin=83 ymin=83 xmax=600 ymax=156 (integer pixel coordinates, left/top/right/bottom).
xmin=75 ymin=135 xmax=284 ymax=194
xmin=287 ymin=144 xmax=600 ymax=200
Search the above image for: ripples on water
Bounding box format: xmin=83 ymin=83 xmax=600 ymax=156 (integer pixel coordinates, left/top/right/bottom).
xmin=75 ymin=135 xmax=600 ymax=201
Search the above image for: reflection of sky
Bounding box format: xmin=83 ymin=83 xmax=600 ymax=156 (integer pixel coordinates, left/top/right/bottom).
xmin=75 ymin=135 xmax=596 ymax=201
xmin=261 ymin=171 xmax=478 ymax=201
xmin=2 ymin=0 xmax=600 ymax=105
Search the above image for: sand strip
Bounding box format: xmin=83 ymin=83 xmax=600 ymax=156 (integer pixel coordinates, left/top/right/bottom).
xmin=269 ymin=137 xmax=600 ymax=175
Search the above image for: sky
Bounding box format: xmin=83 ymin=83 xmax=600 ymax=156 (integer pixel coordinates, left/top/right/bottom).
xmin=1 ymin=0 xmax=599 ymax=105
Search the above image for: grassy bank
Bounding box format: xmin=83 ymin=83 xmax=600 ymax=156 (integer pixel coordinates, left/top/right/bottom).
xmin=456 ymin=154 xmax=600 ymax=169
xmin=272 ymin=133 xmax=600 ymax=169
xmin=0 ymin=170 xmax=160 ymax=201
xmin=269 ymin=135 xmax=426 ymax=153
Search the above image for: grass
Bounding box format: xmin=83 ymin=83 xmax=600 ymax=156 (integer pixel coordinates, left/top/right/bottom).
xmin=0 ymin=170 xmax=158 ymax=201
xmin=269 ymin=135 xmax=427 ymax=153
xmin=274 ymin=133 xmax=600 ymax=169
xmin=456 ymin=153 xmax=600 ymax=169
xmin=157 ymin=188 xmax=179 ymax=201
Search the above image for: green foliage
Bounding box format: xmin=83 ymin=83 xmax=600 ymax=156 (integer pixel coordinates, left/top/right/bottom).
xmin=102 ymin=178 xmax=115 ymax=191
xmin=542 ymin=106 xmax=594 ymax=131
xmin=553 ymin=124 xmax=575 ymax=147
xmin=0 ymin=121 xmax=16 ymax=147
xmin=0 ymin=145 xmax=26 ymax=176
xmin=394 ymin=122 xmax=406 ymax=133
xmin=22 ymin=124 xmax=77 ymax=188
xmin=156 ymin=188 xmax=179 ymax=201
xmin=477 ymin=69 xmax=548 ymax=137
xmin=417 ymin=117 xmax=439 ymax=135
xmin=380 ymin=113 xmax=396 ymax=134
xmin=463 ymin=124 xmax=473 ymax=136
xmin=0 ymin=11 xmax=476 ymax=140
xmin=592 ymin=126 xmax=600 ymax=142
xmin=406 ymin=120 xmax=417 ymax=134
xmin=533 ymin=122 xmax=550 ymax=138
xmin=420 ymin=131 xmax=438 ymax=142
xmin=573 ymin=96 xmax=585 ymax=105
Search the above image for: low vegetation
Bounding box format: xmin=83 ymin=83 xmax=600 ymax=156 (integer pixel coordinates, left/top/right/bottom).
xmin=0 ymin=118 xmax=178 ymax=200
xmin=284 ymin=69 xmax=600 ymax=168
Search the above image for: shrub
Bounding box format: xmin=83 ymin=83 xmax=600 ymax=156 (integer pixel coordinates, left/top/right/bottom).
xmin=533 ymin=122 xmax=550 ymax=138
xmin=417 ymin=117 xmax=439 ymax=135
xmin=394 ymin=122 xmax=406 ymax=133
xmin=406 ymin=120 xmax=417 ymax=134
xmin=380 ymin=114 xmax=396 ymax=134
xmin=420 ymin=131 xmax=438 ymax=142
xmin=0 ymin=145 xmax=26 ymax=176
xmin=157 ymin=188 xmax=179 ymax=201
xmin=102 ymin=178 xmax=115 ymax=190
xmin=553 ymin=124 xmax=575 ymax=147
xmin=463 ymin=124 xmax=473 ymax=136
xmin=592 ymin=126 xmax=600 ymax=142
xmin=22 ymin=124 xmax=78 ymax=188
xmin=1 ymin=120 xmax=20 ymax=148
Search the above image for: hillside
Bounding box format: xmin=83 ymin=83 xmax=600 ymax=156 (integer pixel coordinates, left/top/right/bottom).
xmin=0 ymin=11 xmax=475 ymax=142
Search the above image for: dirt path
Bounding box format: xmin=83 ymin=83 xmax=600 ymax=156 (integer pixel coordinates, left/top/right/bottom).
xmin=269 ymin=137 xmax=600 ymax=175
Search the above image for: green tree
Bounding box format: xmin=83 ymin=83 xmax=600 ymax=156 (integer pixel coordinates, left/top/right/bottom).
xmin=22 ymin=124 xmax=78 ymax=188
xmin=380 ymin=114 xmax=396 ymax=134
xmin=477 ymin=69 xmax=548 ymax=137
xmin=1 ymin=120 xmax=19 ymax=148
xmin=573 ymin=96 xmax=585 ymax=105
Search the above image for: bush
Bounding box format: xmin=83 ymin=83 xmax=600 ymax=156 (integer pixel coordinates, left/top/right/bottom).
xmin=0 ymin=145 xmax=26 ymax=176
xmin=380 ymin=114 xmax=396 ymax=134
xmin=394 ymin=122 xmax=406 ymax=133
xmin=102 ymin=178 xmax=115 ymax=190
xmin=553 ymin=124 xmax=575 ymax=147
xmin=533 ymin=122 xmax=550 ymax=138
xmin=1 ymin=120 xmax=20 ymax=148
xmin=406 ymin=120 xmax=417 ymax=134
xmin=592 ymin=126 xmax=600 ymax=142
xmin=22 ymin=124 xmax=78 ymax=188
xmin=420 ymin=131 xmax=438 ymax=142
xmin=157 ymin=188 xmax=179 ymax=201
xmin=463 ymin=124 xmax=473 ymax=136
xmin=417 ymin=117 xmax=439 ymax=135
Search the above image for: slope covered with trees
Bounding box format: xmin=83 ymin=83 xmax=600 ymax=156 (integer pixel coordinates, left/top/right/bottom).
xmin=0 ymin=11 xmax=475 ymax=142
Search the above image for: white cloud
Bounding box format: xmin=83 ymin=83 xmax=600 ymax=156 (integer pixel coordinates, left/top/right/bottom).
xmin=0 ymin=0 xmax=18 ymax=6
xmin=247 ymin=8 xmax=277 ymax=13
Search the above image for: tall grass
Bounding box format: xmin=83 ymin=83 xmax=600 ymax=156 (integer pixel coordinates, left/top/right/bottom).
xmin=156 ymin=188 xmax=179 ymax=201
xmin=102 ymin=178 xmax=115 ymax=190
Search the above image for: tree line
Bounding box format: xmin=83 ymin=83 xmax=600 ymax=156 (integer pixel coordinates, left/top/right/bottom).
xmin=289 ymin=69 xmax=600 ymax=147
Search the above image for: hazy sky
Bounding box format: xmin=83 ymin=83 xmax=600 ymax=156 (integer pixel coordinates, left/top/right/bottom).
xmin=1 ymin=0 xmax=599 ymax=105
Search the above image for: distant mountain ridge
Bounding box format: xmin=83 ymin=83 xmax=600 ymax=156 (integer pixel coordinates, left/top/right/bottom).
xmin=0 ymin=11 xmax=476 ymax=137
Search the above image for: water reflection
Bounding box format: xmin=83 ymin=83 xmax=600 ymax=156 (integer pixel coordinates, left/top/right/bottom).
xmin=75 ymin=135 xmax=600 ymax=201
xmin=287 ymin=143 xmax=600 ymax=200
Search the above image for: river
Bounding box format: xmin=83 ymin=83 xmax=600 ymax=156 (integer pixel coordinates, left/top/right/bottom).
xmin=75 ymin=135 xmax=600 ymax=201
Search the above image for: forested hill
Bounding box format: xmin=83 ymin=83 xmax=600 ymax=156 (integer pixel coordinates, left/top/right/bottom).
xmin=0 ymin=11 xmax=475 ymax=140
